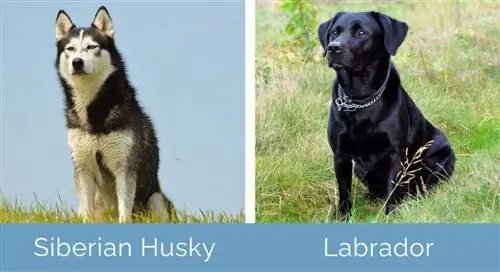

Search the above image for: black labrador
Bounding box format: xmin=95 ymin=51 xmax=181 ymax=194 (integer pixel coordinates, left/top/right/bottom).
xmin=317 ymin=11 xmax=456 ymax=219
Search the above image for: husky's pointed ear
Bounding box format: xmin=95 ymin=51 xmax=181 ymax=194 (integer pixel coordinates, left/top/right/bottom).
xmin=55 ymin=10 xmax=75 ymax=42
xmin=92 ymin=6 xmax=114 ymax=38
xmin=317 ymin=12 xmax=345 ymax=57
xmin=370 ymin=11 xmax=408 ymax=56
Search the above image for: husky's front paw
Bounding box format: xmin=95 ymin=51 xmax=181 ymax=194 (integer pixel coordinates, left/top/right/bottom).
xmin=78 ymin=210 xmax=93 ymax=223
xmin=118 ymin=214 xmax=132 ymax=223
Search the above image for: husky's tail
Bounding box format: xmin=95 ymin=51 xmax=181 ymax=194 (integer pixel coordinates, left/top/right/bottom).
xmin=148 ymin=192 xmax=179 ymax=223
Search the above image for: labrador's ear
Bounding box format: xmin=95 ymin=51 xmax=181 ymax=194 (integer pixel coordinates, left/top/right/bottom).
xmin=370 ymin=11 xmax=408 ymax=56
xmin=317 ymin=12 xmax=345 ymax=57
xmin=56 ymin=10 xmax=75 ymax=42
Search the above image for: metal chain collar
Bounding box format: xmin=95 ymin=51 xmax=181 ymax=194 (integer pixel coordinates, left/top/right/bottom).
xmin=335 ymin=63 xmax=392 ymax=112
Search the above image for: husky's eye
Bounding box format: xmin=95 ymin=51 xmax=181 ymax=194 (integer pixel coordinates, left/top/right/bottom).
xmin=66 ymin=46 xmax=75 ymax=51
xmin=87 ymin=45 xmax=99 ymax=50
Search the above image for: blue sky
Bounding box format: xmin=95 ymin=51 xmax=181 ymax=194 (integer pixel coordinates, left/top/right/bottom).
xmin=0 ymin=1 xmax=245 ymax=215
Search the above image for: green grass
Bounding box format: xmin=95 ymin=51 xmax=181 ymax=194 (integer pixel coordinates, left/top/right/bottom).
xmin=0 ymin=196 xmax=244 ymax=224
xmin=256 ymin=1 xmax=500 ymax=223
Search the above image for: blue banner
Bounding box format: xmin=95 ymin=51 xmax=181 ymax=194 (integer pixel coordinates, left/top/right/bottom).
xmin=0 ymin=224 xmax=499 ymax=272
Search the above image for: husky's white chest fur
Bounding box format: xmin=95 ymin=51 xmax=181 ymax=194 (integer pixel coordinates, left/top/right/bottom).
xmin=67 ymin=128 xmax=134 ymax=180
xmin=68 ymin=128 xmax=137 ymax=222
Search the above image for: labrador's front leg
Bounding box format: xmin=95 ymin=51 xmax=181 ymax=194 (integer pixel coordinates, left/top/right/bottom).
xmin=385 ymin=152 xmax=403 ymax=215
xmin=334 ymin=153 xmax=353 ymax=220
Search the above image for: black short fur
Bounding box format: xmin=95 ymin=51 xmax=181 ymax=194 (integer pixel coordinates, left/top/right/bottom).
xmin=317 ymin=11 xmax=456 ymax=219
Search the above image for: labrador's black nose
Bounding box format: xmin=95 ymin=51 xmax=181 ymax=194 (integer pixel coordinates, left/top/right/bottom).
xmin=327 ymin=41 xmax=343 ymax=53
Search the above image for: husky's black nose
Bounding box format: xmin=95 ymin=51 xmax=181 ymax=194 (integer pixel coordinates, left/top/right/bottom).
xmin=72 ymin=58 xmax=84 ymax=71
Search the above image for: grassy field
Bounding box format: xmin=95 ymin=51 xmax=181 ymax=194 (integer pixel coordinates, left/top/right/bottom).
xmin=0 ymin=196 xmax=244 ymax=223
xmin=256 ymin=1 xmax=500 ymax=223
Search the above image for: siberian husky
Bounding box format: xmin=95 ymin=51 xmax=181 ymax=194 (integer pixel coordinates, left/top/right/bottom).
xmin=55 ymin=6 xmax=177 ymax=223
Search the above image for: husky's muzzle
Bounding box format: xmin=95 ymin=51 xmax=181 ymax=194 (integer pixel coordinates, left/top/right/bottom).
xmin=72 ymin=58 xmax=85 ymax=74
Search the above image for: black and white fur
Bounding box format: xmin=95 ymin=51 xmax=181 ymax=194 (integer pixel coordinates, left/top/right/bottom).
xmin=55 ymin=6 xmax=177 ymax=223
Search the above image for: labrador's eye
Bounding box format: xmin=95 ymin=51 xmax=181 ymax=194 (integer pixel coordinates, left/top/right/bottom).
xmin=357 ymin=30 xmax=366 ymax=37
xmin=87 ymin=45 xmax=98 ymax=50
